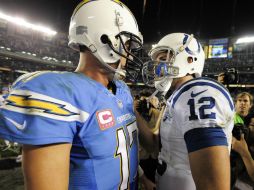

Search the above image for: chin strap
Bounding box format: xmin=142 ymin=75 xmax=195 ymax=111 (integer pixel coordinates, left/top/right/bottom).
xmin=113 ymin=63 xmax=126 ymax=80
xmin=154 ymin=77 xmax=173 ymax=96
xmin=147 ymin=77 xmax=172 ymax=106
xmin=78 ymin=32 xmax=126 ymax=80
xmin=91 ymin=48 xmax=126 ymax=80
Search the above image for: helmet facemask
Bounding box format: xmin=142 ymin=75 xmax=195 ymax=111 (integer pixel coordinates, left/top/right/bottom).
xmin=142 ymin=47 xmax=179 ymax=88
xmin=103 ymin=31 xmax=143 ymax=82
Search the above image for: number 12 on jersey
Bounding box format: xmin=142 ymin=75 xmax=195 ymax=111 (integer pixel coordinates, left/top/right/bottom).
xmin=187 ymin=97 xmax=216 ymax=121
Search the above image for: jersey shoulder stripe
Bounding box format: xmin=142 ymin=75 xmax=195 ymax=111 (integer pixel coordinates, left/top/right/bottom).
xmin=184 ymin=127 xmax=228 ymax=153
xmin=2 ymin=89 xmax=89 ymax=122
xmin=172 ymin=77 xmax=234 ymax=110
xmin=12 ymin=71 xmax=67 ymax=88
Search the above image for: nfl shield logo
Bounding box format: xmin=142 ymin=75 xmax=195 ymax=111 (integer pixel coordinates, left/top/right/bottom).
xmin=117 ymin=100 xmax=123 ymax=109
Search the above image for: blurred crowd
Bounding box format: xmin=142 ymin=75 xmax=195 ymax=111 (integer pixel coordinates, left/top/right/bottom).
xmin=0 ymin=28 xmax=78 ymax=65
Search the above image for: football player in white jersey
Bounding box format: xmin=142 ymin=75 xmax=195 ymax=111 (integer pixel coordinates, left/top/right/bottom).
xmin=137 ymin=33 xmax=235 ymax=190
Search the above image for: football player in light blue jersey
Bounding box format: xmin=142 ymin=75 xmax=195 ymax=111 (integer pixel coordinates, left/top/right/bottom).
xmin=0 ymin=0 xmax=143 ymax=189
xmin=137 ymin=33 xmax=235 ymax=190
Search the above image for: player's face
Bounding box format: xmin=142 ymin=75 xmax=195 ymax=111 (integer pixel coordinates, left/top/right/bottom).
xmin=97 ymin=40 xmax=130 ymax=81
xmin=153 ymin=51 xmax=180 ymax=91
xmin=2 ymin=90 xmax=9 ymax=95
xmin=154 ymin=51 xmax=175 ymax=78
xmin=155 ymin=51 xmax=173 ymax=62
xmin=110 ymin=59 xmax=126 ymax=70
xmin=109 ymin=41 xmax=133 ymax=73
xmin=235 ymin=95 xmax=252 ymax=117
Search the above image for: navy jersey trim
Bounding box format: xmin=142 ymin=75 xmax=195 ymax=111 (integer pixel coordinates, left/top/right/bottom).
xmin=184 ymin=127 xmax=228 ymax=153
xmin=172 ymin=78 xmax=233 ymax=110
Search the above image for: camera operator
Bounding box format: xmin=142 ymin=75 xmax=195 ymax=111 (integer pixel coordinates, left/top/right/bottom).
xmin=217 ymin=72 xmax=226 ymax=84
xmin=246 ymin=113 xmax=254 ymax=143
xmin=136 ymin=95 xmax=163 ymax=184
xmin=136 ymin=92 xmax=151 ymax=122
xmin=234 ymin=92 xmax=253 ymax=127
xmin=217 ymin=68 xmax=239 ymax=96
xmin=232 ymin=112 xmax=254 ymax=189
xmin=231 ymin=92 xmax=254 ymax=189
xmin=217 ymin=68 xmax=239 ymax=86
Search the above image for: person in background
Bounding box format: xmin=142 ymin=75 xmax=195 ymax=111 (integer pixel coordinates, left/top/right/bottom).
xmin=139 ymin=165 xmax=156 ymax=190
xmin=138 ymin=95 xmax=162 ymax=185
xmin=232 ymin=134 xmax=254 ymax=180
xmin=231 ymin=92 xmax=253 ymax=189
xmin=137 ymin=33 xmax=234 ymax=190
xmin=231 ymin=111 xmax=254 ymax=190
xmin=0 ymin=86 xmax=9 ymax=104
xmin=246 ymin=112 xmax=254 ymax=141
xmin=217 ymin=72 xmax=225 ymax=84
xmin=234 ymin=92 xmax=253 ymax=124
xmin=0 ymin=0 xmax=143 ymax=189
xmin=147 ymin=96 xmax=161 ymax=134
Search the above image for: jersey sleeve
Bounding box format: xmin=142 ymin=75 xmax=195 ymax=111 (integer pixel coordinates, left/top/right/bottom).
xmin=0 ymin=72 xmax=89 ymax=145
xmin=172 ymin=78 xmax=235 ymax=152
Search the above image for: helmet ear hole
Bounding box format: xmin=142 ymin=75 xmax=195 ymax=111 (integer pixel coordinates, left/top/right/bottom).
xmin=187 ymin=57 xmax=193 ymax=64
xmin=194 ymin=57 xmax=197 ymax=61
xmin=101 ymin=34 xmax=110 ymax=44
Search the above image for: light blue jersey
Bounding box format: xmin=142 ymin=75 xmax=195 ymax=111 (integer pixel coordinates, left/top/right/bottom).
xmin=0 ymin=71 xmax=138 ymax=190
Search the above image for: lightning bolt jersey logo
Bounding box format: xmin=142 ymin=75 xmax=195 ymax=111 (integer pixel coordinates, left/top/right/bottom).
xmin=2 ymin=90 xmax=89 ymax=122
xmin=6 ymin=95 xmax=78 ymax=116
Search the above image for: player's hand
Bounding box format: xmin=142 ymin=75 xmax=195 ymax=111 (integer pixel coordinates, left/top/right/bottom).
xmin=232 ymin=134 xmax=249 ymax=156
xmin=140 ymin=174 xmax=156 ymax=190
xmin=217 ymin=73 xmax=225 ymax=84
xmin=134 ymin=100 xmax=139 ymax=111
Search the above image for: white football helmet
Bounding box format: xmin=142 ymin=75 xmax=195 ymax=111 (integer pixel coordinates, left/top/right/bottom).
xmin=142 ymin=33 xmax=205 ymax=92
xmin=69 ymin=0 xmax=143 ymax=81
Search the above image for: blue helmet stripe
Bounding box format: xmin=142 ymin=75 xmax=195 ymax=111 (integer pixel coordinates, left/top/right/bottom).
xmin=182 ymin=34 xmax=200 ymax=55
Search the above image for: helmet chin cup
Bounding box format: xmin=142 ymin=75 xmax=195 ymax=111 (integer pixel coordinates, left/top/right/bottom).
xmin=142 ymin=60 xmax=178 ymax=87
xmin=114 ymin=68 xmax=126 ymax=80
xmin=154 ymin=77 xmax=173 ymax=94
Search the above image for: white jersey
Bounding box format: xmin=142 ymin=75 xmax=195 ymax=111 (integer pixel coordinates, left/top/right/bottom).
xmin=157 ymin=77 xmax=235 ymax=190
